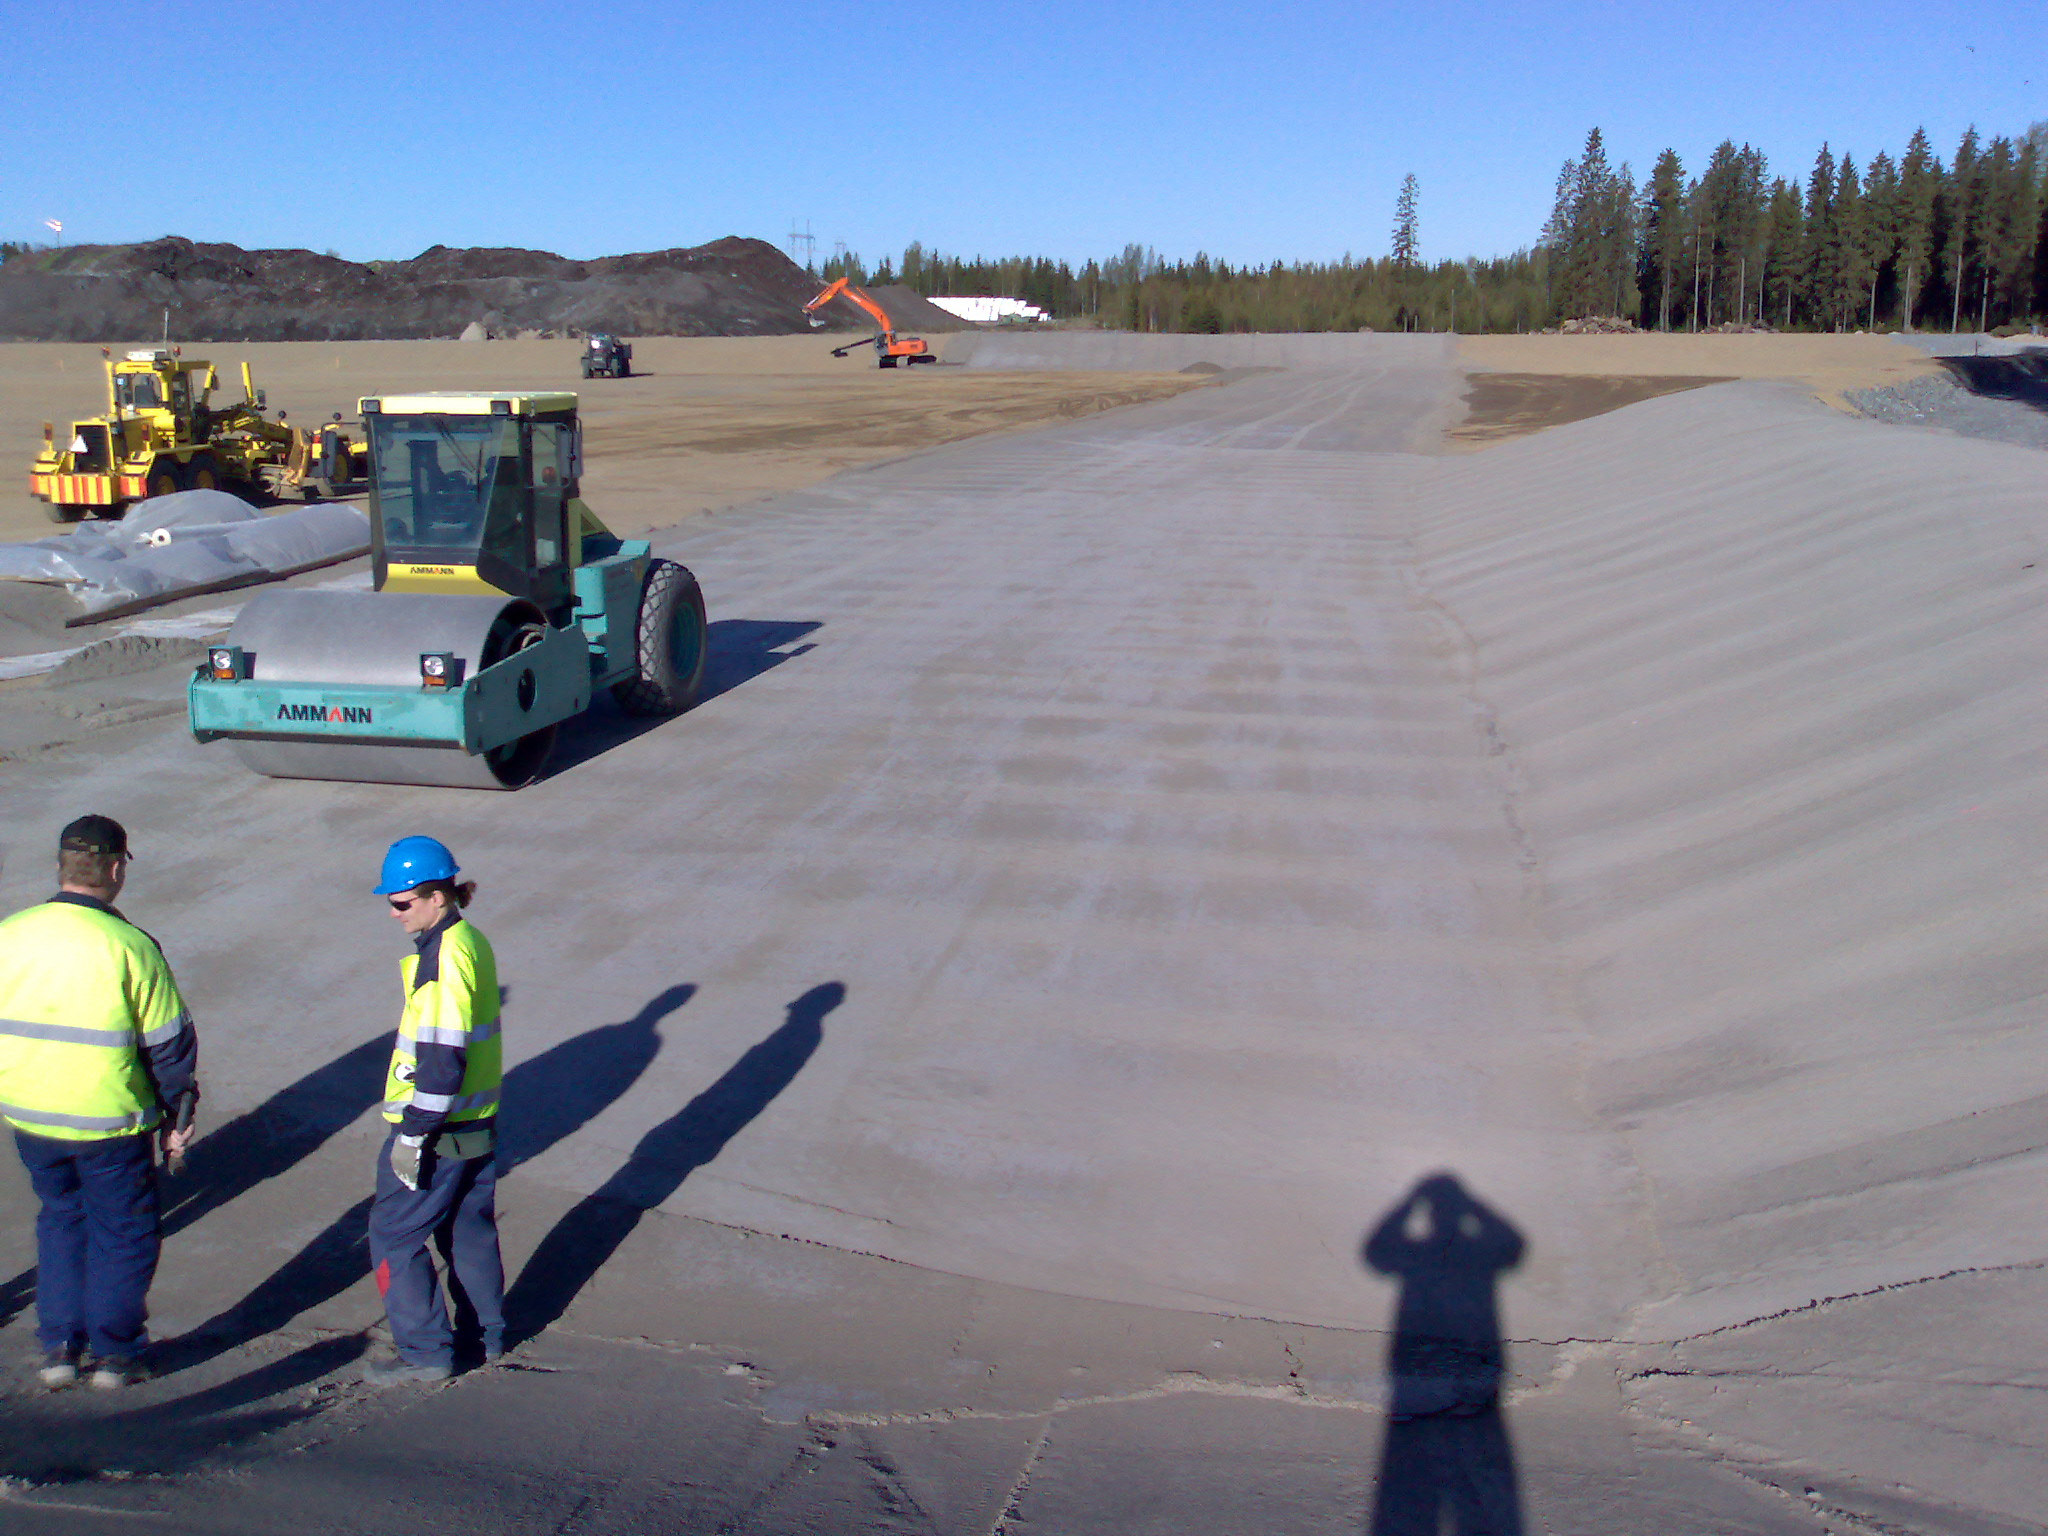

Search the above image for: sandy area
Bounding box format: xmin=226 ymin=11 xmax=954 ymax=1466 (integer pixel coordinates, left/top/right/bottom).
xmin=0 ymin=334 xmax=1209 ymax=544
xmin=1446 ymin=373 xmax=1737 ymax=448
xmin=1459 ymin=331 xmax=1939 ymax=410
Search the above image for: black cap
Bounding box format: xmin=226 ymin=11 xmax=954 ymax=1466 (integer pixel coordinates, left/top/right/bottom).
xmin=60 ymin=814 xmax=128 ymax=856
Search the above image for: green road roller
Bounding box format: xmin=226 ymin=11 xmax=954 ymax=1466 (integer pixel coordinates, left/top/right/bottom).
xmin=188 ymin=390 xmax=706 ymax=789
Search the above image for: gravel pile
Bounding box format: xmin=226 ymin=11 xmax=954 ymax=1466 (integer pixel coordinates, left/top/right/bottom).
xmin=0 ymin=235 xmax=858 ymax=342
xmin=1846 ymin=366 xmax=2048 ymax=452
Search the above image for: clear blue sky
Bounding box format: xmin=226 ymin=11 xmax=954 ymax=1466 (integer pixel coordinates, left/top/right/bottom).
xmin=3 ymin=0 xmax=2040 ymax=271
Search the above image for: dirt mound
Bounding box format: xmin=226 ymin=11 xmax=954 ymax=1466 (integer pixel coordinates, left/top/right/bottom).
xmin=0 ymin=236 xmax=868 ymax=343
xmin=1548 ymin=315 xmax=1640 ymax=335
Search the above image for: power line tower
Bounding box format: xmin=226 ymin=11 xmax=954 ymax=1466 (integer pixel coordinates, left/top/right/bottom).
xmin=786 ymin=219 xmax=816 ymax=273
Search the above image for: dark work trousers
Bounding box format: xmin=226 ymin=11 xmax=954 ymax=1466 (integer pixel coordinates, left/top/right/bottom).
xmin=367 ymin=1127 xmax=504 ymax=1366
xmin=13 ymin=1128 xmax=160 ymax=1361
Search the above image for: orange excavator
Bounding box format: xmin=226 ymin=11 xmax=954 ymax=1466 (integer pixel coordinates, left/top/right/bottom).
xmin=803 ymin=278 xmax=936 ymax=368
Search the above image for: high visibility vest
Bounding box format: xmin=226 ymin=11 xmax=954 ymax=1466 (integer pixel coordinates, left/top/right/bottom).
xmin=383 ymin=919 xmax=501 ymax=1126
xmin=0 ymin=899 xmax=190 ymax=1141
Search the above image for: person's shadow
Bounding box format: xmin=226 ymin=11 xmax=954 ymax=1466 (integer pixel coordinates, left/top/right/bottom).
xmin=503 ymin=980 xmax=843 ymax=1346
xmin=152 ymin=984 xmax=693 ymax=1376
xmin=1363 ymin=1172 xmax=1526 ymax=1536
xmin=0 ymin=1032 xmax=393 ymax=1334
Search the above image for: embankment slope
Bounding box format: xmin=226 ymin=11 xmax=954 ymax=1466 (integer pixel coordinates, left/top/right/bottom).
xmin=1415 ymin=381 xmax=2048 ymax=1525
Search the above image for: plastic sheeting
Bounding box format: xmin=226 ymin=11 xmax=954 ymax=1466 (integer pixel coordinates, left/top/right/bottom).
xmin=0 ymin=490 xmax=370 ymax=617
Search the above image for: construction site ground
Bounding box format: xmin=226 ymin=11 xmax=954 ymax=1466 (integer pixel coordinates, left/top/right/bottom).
xmin=0 ymin=330 xmax=2041 ymax=1536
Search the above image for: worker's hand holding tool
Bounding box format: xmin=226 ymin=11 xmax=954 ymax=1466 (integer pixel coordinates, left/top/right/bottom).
xmin=161 ymin=1090 xmax=198 ymax=1174
xmin=391 ymin=1134 xmax=427 ymax=1191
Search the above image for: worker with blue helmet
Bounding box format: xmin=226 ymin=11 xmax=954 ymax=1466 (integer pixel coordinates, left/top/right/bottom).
xmin=362 ymin=834 xmax=505 ymax=1385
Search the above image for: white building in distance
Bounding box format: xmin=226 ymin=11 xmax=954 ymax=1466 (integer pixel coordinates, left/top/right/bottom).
xmin=928 ymin=296 xmax=1049 ymax=324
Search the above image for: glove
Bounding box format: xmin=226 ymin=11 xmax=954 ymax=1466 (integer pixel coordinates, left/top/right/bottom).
xmin=161 ymin=1090 xmax=200 ymax=1173
xmin=390 ymin=1134 xmax=427 ymax=1191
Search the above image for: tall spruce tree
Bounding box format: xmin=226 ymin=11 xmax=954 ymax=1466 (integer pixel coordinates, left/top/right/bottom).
xmin=1695 ymin=141 xmax=1740 ymax=324
xmin=1941 ymin=127 xmax=1982 ymax=330
xmin=1761 ymin=179 xmax=1806 ymax=328
xmin=1802 ymin=145 xmax=1838 ymax=327
xmin=1982 ymin=137 xmax=2035 ymax=326
xmin=1862 ymin=151 xmax=1901 ymax=328
xmin=1832 ymin=155 xmax=1872 ymax=330
xmin=1643 ymin=149 xmax=1688 ymax=329
xmin=1549 ymin=127 xmax=1635 ymax=319
xmin=1392 ymin=174 xmax=1420 ymax=267
xmin=1897 ymin=128 xmax=1939 ymax=327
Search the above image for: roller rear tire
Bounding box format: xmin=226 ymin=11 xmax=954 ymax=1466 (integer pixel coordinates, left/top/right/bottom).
xmin=611 ymin=558 xmax=707 ymax=716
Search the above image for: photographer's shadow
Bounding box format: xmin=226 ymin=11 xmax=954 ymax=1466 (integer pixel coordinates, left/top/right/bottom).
xmin=1363 ymin=1172 xmax=1526 ymax=1536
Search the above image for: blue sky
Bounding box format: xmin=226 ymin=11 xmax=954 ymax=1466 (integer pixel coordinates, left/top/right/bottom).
xmin=3 ymin=0 xmax=2041 ymax=271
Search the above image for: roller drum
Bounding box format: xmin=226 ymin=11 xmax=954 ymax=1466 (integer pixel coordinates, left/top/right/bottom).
xmin=222 ymin=590 xmax=556 ymax=790
xmin=225 ymin=591 xmax=542 ymax=685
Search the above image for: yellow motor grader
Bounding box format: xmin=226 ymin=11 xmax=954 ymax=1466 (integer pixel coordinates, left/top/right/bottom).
xmin=28 ymin=348 xmax=362 ymax=522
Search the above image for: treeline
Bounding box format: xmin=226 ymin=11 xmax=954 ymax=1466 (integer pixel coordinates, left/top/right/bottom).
xmin=823 ymin=121 xmax=2047 ymax=334
xmin=821 ymin=239 xmax=1553 ymax=335
xmin=1549 ymin=124 xmax=2048 ymax=332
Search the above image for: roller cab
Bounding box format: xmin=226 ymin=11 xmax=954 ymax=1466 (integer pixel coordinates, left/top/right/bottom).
xmin=189 ymin=391 xmax=708 ymax=789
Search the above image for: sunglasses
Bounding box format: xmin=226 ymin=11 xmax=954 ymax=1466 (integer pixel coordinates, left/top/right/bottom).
xmin=387 ymin=896 xmax=419 ymax=912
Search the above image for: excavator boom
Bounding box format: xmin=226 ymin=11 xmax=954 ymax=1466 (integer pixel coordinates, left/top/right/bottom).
xmin=803 ymin=279 xmax=936 ymax=369
xmin=804 ymin=276 xmax=896 ymax=335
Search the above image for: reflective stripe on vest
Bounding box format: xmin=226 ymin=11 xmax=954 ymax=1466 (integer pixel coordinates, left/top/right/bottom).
xmin=382 ymin=1086 xmax=497 ymax=1118
xmin=0 ymin=902 xmax=190 ymax=1143
xmin=0 ymin=1100 xmax=158 ymax=1133
xmin=0 ymin=1016 xmax=134 ymax=1047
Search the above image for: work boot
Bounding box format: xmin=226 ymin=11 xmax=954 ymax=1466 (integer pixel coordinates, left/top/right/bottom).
xmin=89 ymin=1354 xmax=152 ymax=1390
xmin=362 ymin=1354 xmax=452 ymax=1387
xmin=36 ymin=1346 xmax=79 ymax=1390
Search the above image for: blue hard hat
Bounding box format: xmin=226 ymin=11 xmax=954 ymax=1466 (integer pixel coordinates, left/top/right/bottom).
xmin=374 ymin=835 xmax=459 ymax=895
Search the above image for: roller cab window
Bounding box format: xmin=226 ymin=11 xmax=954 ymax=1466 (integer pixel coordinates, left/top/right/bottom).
xmin=369 ymin=413 xmax=573 ymax=609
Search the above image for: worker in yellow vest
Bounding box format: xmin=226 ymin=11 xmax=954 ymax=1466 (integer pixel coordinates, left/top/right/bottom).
xmin=363 ymin=835 xmax=504 ymax=1386
xmin=0 ymin=816 xmax=198 ymax=1390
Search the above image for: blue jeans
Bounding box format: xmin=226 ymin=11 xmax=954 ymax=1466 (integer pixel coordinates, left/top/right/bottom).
xmin=368 ymin=1128 xmax=503 ymax=1366
xmin=14 ymin=1129 xmax=160 ymax=1361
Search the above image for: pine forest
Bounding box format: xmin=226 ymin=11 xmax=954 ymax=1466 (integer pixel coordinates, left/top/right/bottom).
xmin=822 ymin=123 xmax=2048 ymax=336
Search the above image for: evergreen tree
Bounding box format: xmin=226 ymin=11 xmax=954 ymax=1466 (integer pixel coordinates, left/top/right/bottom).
xmin=1801 ymin=145 xmax=1838 ymax=327
xmin=1982 ymin=136 xmax=2036 ymax=326
xmin=1391 ymin=173 xmax=1421 ymax=329
xmin=1392 ymin=174 xmax=1420 ymax=267
xmin=1862 ymin=151 xmax=1901 ymax=327
xmin=1695 ymin=141 xmax=1741 ymax=324
xmin=1831 ymin=155 xmax=1872 ymax=330
xmin=1760 ymin=178 xmax=1806 ymax=328
xmin=1549 ymin=127 xmax=1634 ymax=319
xmin=1939 ymin=127 xmax=1982 ymax=330
xmin=1897 ymin=128 xmax=1939 ymax=327
xmin=1642 ymin=148 xmax=1687 ymax=329
xmin=1730 ymin=146 xmax=1770 ymax=323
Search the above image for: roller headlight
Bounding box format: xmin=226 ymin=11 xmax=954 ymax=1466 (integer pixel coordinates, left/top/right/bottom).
xmin=420 ymin=652 xmax=461 ymax=689
xmin=207 ymin=646 xmax=246 ymax=682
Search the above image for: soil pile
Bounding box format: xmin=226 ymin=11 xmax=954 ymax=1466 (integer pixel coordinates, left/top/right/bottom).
xmin=0 ymin=236 xmax=875 ymax=342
